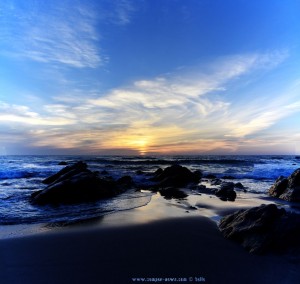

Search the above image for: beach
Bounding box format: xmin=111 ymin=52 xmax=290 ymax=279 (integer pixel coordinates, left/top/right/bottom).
xmin=1 ymin=192 xmax=299 ymax=284
xmin=1 ymin=155 xmax=300 ymax=283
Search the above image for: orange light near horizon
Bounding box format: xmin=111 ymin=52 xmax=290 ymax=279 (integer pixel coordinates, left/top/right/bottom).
xmin=126 ymin=137 xmax=149 ymax=155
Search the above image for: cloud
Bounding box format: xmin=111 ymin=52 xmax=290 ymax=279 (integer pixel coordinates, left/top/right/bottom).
xmin=225 ymin=79 xmax=300 ymax=138
xmin=0 ymin=50 xmax=296 ymax=154
xmin=100 ymin=0 xmax=136 ymax=25
xmin=0 ymin=101 xmax=75 ymax=126
xmin=0 ymin=0 xmax=102 ymax=68
xmin=113 ymin=0 xmax=135 ymax=25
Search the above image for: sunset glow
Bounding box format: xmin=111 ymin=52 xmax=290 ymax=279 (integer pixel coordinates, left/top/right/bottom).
xmin=0 ymin=0 xmax=300 ymax=155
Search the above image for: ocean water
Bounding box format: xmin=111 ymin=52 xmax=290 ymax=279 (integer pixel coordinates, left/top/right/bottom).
xmin=0 ymin=155 xmax=299 ymax=225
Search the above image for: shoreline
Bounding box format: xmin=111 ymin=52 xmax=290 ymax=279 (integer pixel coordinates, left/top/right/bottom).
xmin=0 ymin=189 xmax=278 ymax=239
xmin=1 ymin=191 xmax=300 ymax=283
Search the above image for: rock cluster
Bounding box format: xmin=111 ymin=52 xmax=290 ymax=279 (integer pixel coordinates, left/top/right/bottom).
xmin=31 ymin=162 xmax=129 ymax=205
xmin=219 ymin=204 xmax=300 ymax=254
xmin=151 ymin=164 xmax=201 ymax=187
xmin=149 ymin=165 xmax=201 ymax=200
xmin=31 ymin=163 xmax=203 ymax=204
xmin=269 ymin=168 xmax=300 ymax=202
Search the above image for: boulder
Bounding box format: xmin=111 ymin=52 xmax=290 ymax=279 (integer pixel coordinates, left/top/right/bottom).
xmin=269 ymin=168 xmax=300 ymax=202
xmin=117 ymin=175 xmax=134 ymax=188
xmin=43 ymin=161 xmax=88 ymax=185
xmin=219 ymin=204 xmax=300 ymax=254
xmin=58 ymin=161 xmax=68 ymax=166
xmin=211 ymin=178 xmax=222 ymax=186
xmin=204 ymin=174 xmax=217 ymax=179
xmin=222 ymin=175 xmax=235 ymax=179
xmin=151 ymin=165 xmax=201 ymax=188
xmin=215 ymin=182 xmax=236 ymax=201
xmin=234 ymin=182 xmax=245 ymax=190
xmin=31 ymin=162 xmax=126 ymax=205
xmin=159 ymin=187 xmax=188 ymax=200
xmin=269 ymin=176 xmax=288 ymax=198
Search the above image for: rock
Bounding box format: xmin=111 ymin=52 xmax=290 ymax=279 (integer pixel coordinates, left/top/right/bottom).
xmin=204 ymin=174 xmax=217 ymax=179
xmin=31 ymin=172 xmax=118 ymax=205
xmin=269 ymin=176 xmax=288 ymax=197
xmin=58 ymin=161 xmax=68 ymax=165
xmin=211 ymin=178 xmax=222 ymax=185
xmin=269 ymin=169 xmax=300 ymax=202
xmin=101 ymin=170 xmax=109 ymax=175
xmin=234 ymin=182 xmax=245 ymax=189
xmin=136 ymin=170 xmax=144 ymax=175
xmin=159 ymin=187 xmax=188 ymax=200
xmin=151 ymin=165 xmax=200 ymax=188
xmin=215 ymin=182 xmax=236 ymax=201
xmin=288 ymin=168 xmax=300 ymax=188
xmin=193 ymin=170 xmax=203 ymax=180
xmin=219 ymin=204 xmax=300 ymax=254
xmin=197 ymin=184 xmax=207 ymax=190
xmin=31 ymin=161 xmax=127 ymax=205
xmin=222 ymin=175 xmax=235 ymax=179
xmin=42 ymin=161 xmax=88 ymax=185
xmin=189 ymin=206 xmax=197 ymax=210
xmin=117 ymin=175 xmax=134 ymax=188
xmin=153 ymin=168 xmax=163 ymax=177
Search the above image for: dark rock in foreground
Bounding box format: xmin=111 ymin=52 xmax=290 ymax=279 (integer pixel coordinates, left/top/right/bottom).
xmin=151 ymin=165 xmax=201 ymax=188
xmin=269 ymin=168 xmax=300 ymax=202
xmin=31 ymin=161 xmax=129 ymax=205
xmin=219 ymin=204 xmax=300 ymax=254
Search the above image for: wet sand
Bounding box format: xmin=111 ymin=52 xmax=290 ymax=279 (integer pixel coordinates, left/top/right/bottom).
xmin=0 ymin=193 xmax=299 ymax=284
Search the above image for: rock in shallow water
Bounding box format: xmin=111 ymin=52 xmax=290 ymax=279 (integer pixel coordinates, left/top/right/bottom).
xmin=219 ymin=204 xmax=300 ymax=254
xmin=31 ymin=161 xmax=129 ymax=205
xmin=151 ymin=164 xmax=201 ymax=187
xmin=215 ymin=182 xmax=236 ymax=201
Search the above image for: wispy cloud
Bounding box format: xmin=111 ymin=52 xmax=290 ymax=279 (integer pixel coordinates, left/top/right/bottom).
xmin=0 ymin=101 xmax=75 ymax=126
xmin=225 ymin=79 xmax=300 ymax=138
xmin=0 ymin=51 xmax=296 ymax=154
xmin=0 ymin=1 xmax=102 ymax=68
xmin=113 ymin=0 xmax=135 ymax=25
xmin=100 ymin=0 xmax=136 ymax=25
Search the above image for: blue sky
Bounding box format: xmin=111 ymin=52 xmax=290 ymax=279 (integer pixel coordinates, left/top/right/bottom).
xmin=0 ymin=0 xmax=300 ymax=155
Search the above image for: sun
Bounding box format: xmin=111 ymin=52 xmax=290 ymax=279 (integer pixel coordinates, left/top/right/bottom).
xmin=130 ymin=138 xmax=149 ymax=155
xmin=121 ymin=136 xmax=150 ymax=155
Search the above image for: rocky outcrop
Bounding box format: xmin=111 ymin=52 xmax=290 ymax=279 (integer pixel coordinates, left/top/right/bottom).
xmin=31 ymin=162 xmax=130 ymax=205
xmin=269 ymin=168 xmax=300 ymax=202
xmin=151 ymin=165 xmax=201 ymax=188
xmin=219 ymin=204 xmax=300 ymax=254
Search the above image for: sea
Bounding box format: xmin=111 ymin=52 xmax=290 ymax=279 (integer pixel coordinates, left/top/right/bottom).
xmin=0 ymin=155 xmax=299 ymax=225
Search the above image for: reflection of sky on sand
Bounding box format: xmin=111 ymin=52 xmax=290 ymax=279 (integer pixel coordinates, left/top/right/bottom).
xmin=101 ymin=191 xmax=275 ymax=227
xmin=0 ymin=190 xmax=291 ymax=239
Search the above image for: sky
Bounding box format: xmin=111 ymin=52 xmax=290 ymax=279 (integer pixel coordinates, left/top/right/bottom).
xmin=0 ymin=0 xmax=300 ymax=155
